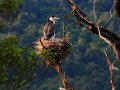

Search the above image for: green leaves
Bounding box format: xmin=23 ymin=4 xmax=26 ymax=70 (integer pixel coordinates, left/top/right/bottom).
xmin=0 ymin=0 xmax=24 ymax=28
xmin=40 ymin=49 xmax=58 ymax=64
xmin=0 ymin=36 xmax=39 ymax=89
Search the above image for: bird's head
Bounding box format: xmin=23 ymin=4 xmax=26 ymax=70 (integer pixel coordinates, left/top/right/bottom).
xmin=48 ymin=16 xmax=60 ymax=24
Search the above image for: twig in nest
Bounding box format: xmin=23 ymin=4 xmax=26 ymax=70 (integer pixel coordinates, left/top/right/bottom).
xmin=63 ymin=22 xmax=67 ymax=38
xmin=39 ymin=38 xmax=45 ymax=49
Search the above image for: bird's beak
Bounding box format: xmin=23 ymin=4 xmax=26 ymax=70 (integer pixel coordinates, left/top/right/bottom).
xmin=55 ymin=17 xmax=60 ymax=19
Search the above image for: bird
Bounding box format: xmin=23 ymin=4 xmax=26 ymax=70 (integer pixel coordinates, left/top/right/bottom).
xmin=43 ymin=16 xmax=60 ymax=40
xmin=114 ymin=0 xmax=120 ymax=27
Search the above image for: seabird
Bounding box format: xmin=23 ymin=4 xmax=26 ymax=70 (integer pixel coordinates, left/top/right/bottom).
xmin=43 ymin=16 xmax=60 ymax=40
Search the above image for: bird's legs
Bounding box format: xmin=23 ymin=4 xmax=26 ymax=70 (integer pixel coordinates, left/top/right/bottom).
xmin=51 ymin=32 xmax=56 ymax=40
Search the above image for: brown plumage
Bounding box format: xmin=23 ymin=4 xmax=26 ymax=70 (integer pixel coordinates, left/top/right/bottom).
xmin=43 ymin=20 xmax=55 ymax=40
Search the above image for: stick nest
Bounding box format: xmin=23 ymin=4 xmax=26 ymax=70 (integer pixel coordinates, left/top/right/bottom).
xmin=34 ymin=38 xmax=72 ymax=63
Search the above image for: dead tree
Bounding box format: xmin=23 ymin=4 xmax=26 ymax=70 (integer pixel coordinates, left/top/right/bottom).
xmin=66 ymin=0 xmax=120 ymax=62
xmin=66 ymin=0 xmax=120 ymax=89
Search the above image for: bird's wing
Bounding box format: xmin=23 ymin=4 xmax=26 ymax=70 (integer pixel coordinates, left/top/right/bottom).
xmin=43 ymin=22 xmax=55 ymax=36
xmin=46 ymin=24 xmax=55 ymax=36
xmin=43 ymin=24 xmax=48 ymax=36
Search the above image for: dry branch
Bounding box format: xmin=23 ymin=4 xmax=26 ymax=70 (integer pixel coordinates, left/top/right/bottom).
xmin=66 ymin=0 xmax=120 ymax=62
xmin=104 ymin=49 xmax=116 ymax=90
xmin=114 ymin=0 xmax=120 ymax=27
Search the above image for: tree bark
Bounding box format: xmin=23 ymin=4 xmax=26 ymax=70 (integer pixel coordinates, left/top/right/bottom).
xmin=66 ymin=0 xmax=120 ymax=62
xmin=45 ymin=59 xmax=71 ymax=90
xmin=104 ymin=49 xmax=116 ymax=90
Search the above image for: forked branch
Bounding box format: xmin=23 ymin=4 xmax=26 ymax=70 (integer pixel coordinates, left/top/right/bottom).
xmin=66 ymin=0 xmax=120 ymax=62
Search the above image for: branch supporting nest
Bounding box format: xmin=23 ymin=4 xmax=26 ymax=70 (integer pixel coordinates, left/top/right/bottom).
xmin=46 ymin=60 xmax=71 ymax=90
xmin=34 ymin=37 xmax=72 ymax=90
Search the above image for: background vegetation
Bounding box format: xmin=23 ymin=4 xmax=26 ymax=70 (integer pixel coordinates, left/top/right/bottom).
xmin=0 ymin=0 xmax=120 ymax=90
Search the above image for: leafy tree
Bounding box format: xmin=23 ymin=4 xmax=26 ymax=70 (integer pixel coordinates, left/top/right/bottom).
xmin=0 ymin=0 xmax=42 ymax=90
xmin=0 ymin=0 xmax=23 ymax=28
xmin=0 ymin=35 xmax=39 ymax=89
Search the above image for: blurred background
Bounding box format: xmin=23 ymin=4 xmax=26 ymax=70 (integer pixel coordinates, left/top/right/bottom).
xmin=0 ymin=0 xmax=120 ymax=90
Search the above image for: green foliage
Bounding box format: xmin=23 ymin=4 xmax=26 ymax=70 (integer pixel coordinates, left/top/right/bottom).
xmin=0 ymin=0 xmax=120 ymax=90
xmin=0 ymin=35 xmax=38 ymax=89
xmin=0 ymin=0 xmax=24 ymax=28
xmin=40 ymin=49 xmax=58 ymax=64
xmin=39 ymin=39 xmax=71 ymax=65
xmin=0 ymin=0 xmax=23 ymax=15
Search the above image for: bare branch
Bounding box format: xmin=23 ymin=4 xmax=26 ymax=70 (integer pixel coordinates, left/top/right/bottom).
xmin=104 ymin=49 xmax=116 ymax=90
xmin=97 ymin=21 xmax=120 ymax=62
xmin=45 ymin=59 xmax=72 ymax=90
xmin=63 ymin=22 xmax=67 ymax=38
xmin=93 ymin=0 xmax=97 ymax=22
xmin=100 ymin=0 xmax=114 ymax=24
xmin=106 ymin=1 xmax=114 ymax=21
xmin=66 ymin=0 xmax=120 ymax=62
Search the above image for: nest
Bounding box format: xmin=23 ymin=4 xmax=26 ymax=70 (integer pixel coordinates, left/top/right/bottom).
xmin=34 ymin=37 xmax=72 ymax=63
